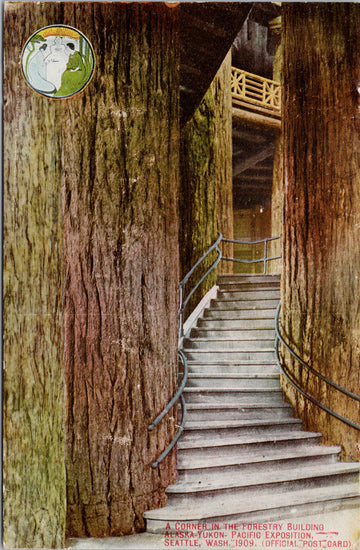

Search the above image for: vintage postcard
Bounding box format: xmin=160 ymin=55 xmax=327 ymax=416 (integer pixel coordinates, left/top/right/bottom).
xmin=2 ymin=2 xmax=360 ymax=549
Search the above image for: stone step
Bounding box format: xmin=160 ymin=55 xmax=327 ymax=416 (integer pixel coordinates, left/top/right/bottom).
xmin=203 ymin=308 xmax=277 ymax=320
xmin=144 ymin=483 xmax=359 ymax=533
xmin=166 ymin=464 xmax=360 ymax=505
xmin=183 ymin=387 xmax=284 ymax=405
xmin=183 ymin=350 xmax=277 ymax=363
xmin=197 ymin=318 xmax=276 ymax=329
xmin=177 ymin=445 xmax=342 ymax=482
xmin=177 ymin=442 xmax=342 ymax=471
xmin=177 ymin=432 xmax=322 ymax=463
xmin=183 ymin=417 xmax=301 ymax=431
xmin=210 ymin=299 xmax=279 ymax=310
xmin=186 ymin=358 xmax=277 ymax=366
xmin=190 ymin=328 xmax=275 ymax=340
xmin=183 ymin=338 xmax=275 ymax=351
xmin=180 ymin=418 xmax=302 ymax=442
xmin=186 ymin=363 xmax=279 ymax=374
xmin=217 ymin=274 xmax=280 ymax=285
xmin=217 ymin=289 xmax=281 ymax=301
xmin=184 ymin=402 xmax=294 ymax=421
xmin=172 ymin=462 xmax=360 ymax=494
xmin=218 ymin=282 xmax=280 ymax=292
xmin=186 ymin=374 xmax=280 ymax=389
xmin=178 ymin=429 xmax=320 ymax=450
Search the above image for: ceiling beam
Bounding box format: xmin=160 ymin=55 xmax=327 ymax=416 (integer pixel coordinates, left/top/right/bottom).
xmin=233 ymin=144 xmax=274 ymax=178
xmin=232 ymin=106 xmax=281 ymax=133
xmin=232 ymin=128 xmax=269 ymax=144
xmin=234 ymin=176 xmax=273 ymax=185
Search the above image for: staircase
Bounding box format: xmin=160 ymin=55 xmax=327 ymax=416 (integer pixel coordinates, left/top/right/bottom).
xmin=144 ymin=274 xmax=360 ymax=533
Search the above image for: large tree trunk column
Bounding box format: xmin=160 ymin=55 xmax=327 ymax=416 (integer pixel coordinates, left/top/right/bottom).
xmin=282 ymin=3 xmax=360 ymax=460
xmin=180 ymin=50 xmax=233 ymax=316
xmin=3 ymin=3 xmax=66 ymax=548
xmin=269 ymin=15 xmax=283 ymax=274
xmin=62 ymin=3 xmax=179 ymax=537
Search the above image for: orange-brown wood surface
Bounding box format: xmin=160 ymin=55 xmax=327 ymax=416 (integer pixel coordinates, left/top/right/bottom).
xmin=61 ymin=3 xmax=180 ymax=536
xmin=4 ymin=1 xmax=180 ymax=543
xmin=282 ymin=3 xmax=360 ymax=460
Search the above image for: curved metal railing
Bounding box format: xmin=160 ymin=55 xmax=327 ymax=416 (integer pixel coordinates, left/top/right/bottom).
xmin=179 ymin=233 xmax=223 ymax=340
xmin=222 ymin=236 xmax=281 ymax=275
xmin=275 ymin=301 xmax=360 ymax=431
xmin=150 ymin=233 xmax=281 ymax=466
xmin=148 ymin=349 xmax=188 ymax=468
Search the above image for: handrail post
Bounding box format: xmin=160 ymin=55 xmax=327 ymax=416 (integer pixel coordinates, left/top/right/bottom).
xmin=263 ymin=239 xmax=268 ymax=274
xmin=178 ymin=285 xmax=184 ymax=340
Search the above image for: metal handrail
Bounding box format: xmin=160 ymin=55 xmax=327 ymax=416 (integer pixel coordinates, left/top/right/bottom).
xmin=222 ymin=236 xmax=281 ymax=276
xmin=275 ymin=301 xmax=360 ymax=431
xmin=179 ymin=233 xmax=223 ymax=340
xmin=148 ymin=350 xmax=188 ymax=468
xmin=150 ymin=234 xmax=281 ymax=467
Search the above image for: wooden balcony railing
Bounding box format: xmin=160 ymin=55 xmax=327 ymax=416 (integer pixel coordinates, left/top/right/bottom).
xmin=231 ymin=67 xmax=281 ymax=118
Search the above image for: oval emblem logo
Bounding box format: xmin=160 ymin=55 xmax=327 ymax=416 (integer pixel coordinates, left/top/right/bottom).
xmin=21 ymin=25 xmax=95 ymax=99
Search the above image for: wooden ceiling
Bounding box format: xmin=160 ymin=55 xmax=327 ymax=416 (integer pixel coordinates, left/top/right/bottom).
xmin=231 ymin=3 xmax=281 ymax=210
xmin=179 ymin=2 xmax=251 ymax=125
xmin=179 ymin=2 xmax=282 ymax=210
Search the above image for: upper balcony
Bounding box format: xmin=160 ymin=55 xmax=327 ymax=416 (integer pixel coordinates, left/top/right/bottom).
xmin=231 ymin=67 xmax=281 ymax=131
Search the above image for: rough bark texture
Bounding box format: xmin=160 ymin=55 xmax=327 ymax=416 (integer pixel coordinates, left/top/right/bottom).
xmin=3 ymin=3 xmax=66 ymax=548
xmin=61 ymin=3 xmax=179 ymax=537
xmin=282 ymin=3 xmax=360 ymax=460
xmin=269 ymin=18 xmax=283 ymax=274
xmin=180 ymin=51 xmax=233 ymax=317
xmin=214 ymin=51 xmax=234 ymax=267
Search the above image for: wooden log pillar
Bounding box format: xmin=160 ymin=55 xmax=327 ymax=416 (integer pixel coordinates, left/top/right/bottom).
xmin=4 ymin=1 xmax=180 ymax=544
xmin=214 ymin=51 xmax=234 ymax=266
xmin=62 ymin=3 xmax=179 ymax=537
xmin=282 ymin=3 xmax=360 ymax=460
xmin=180 ymin=50 xmax=233 ymax=317
xmin=269 ymin=15 xmax=283 ymax=273
xmin=3 ymin=3 xmax=66 ymax=548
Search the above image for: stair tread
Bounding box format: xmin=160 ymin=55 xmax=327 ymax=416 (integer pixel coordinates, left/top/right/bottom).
xmin=178 ymin=430 xmax=322 ymax=449
xmin=144 ymin=483 xmax=358 ymax=521
xmin=187 ymin=373 xmax=279 ymax=379
xmin=211 ymin=302 xmax=279 ymax=307
xmin=205 ymin=311 xmax=277 ymax=315
xmin=218 ymin=293 xmax=280 ymax=298
xmin=186 ymin=338 xmax=275 ymax=341
xmin=193 ymin=328 xmax=276 ymax=332
xmin=167 ymin=463 xmax=360 ymax=494
xmin=185 ymin=402 xmax=291 ymax=410
xmin=212 ymin=304 xmax=278 ymax=309
xmin=183 ymin=349 xmax=276 ymax=353
xmin=183 ymin=387 xmax=282 ymax=392
xmin=177 ymin=444 xmax=342 ymax=470
xmin=204 ymin=312 xmax=277 ymax=319
xmin=184 ymin=418 xmax=300 ymax=429
xmin=186 ymin=361 xmax=277 ymax=365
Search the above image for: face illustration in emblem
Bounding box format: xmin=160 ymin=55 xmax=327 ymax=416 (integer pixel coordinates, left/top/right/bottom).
xmin=44 ymin=37 xmax=72 ymax=90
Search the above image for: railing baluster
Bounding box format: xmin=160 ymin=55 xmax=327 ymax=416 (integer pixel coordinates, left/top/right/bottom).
xmin=231 ymin=66 xmax=281 ymax=114
xmin=263 ymin=239 xmax=268 ymax=274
